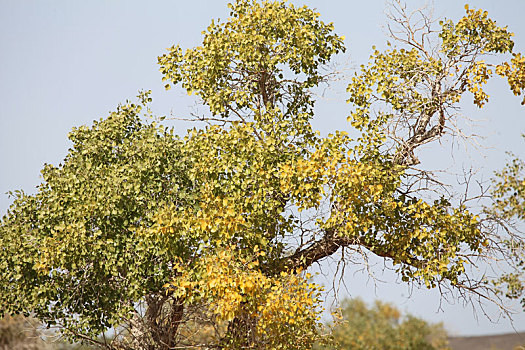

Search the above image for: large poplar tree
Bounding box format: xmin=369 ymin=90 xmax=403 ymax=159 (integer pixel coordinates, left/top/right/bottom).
xmin=1 ymin=1 xmax=524 ymax=349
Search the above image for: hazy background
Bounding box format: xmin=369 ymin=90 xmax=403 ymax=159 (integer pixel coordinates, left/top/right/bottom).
xmin=1 ymin=0 xmax=525 ymax=336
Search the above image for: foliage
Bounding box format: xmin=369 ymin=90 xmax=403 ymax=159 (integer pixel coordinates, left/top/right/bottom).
xmin=1 ymin=1 xmax=524 ymax=349
xmin=318 ymin=298 xmax=449 ymax=350
xmin=490 ymin=135 xmax=525 ymax=309
xmin=492 ymin=142 xmax=525 ymax=222
xmin=0 ymin=102 xmax=192 ymax=342
xmin=159 ymin=0 xmax=344 ymax=118
xmin=497 ymin=53 xmax=525 ymax=105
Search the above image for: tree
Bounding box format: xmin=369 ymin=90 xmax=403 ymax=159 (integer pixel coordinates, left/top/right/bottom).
xmin=1 ymin=1 xmax=524 ymax=349
xmin=318 ymin=298 xmax=449 ymax=350
xmin=490 ymin=134 xmax=525 ymax=310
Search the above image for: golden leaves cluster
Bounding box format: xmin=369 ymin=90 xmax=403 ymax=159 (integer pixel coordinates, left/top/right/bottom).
xmin=164 ymin=246 xmax=326 ymax=349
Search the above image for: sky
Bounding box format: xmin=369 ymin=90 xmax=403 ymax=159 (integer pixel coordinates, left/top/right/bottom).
xmin=1 ymin=0 xmax=525 ymax=337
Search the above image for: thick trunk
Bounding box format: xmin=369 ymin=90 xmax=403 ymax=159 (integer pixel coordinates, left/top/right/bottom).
xmin=144 ymin=294 xmax=184 ymax=350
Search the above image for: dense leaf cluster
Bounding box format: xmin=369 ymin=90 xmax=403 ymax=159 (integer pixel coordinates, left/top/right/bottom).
xmin=1 ymin=1 xmax=524 ymax=349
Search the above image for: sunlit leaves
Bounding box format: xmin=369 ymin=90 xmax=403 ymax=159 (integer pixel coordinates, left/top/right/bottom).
xmin=346 ymin=4 xmax=522 ymax=165
xmin=158 ymin=0 xmax=344 ymax=119
xmin=440 ymin=5 xmax=514 ymax=56
xmin=2 ymin=1 xmax=525 ymax=349
xmin=0 ymin=95 xmax=192 ymax=340
xmin=497 ymin=53 xmax=525 ymax=104
xmin=492 ymin=146 xmax=525 ymax=221
xmin=490 ymin=136 xmax=525 ymax=310
xmin=164 ymin=246 xmax=326 ymax=349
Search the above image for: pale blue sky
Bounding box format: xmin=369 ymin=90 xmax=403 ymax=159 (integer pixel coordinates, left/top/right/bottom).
xmin=1 ymin=0 xmax=525 ymax=336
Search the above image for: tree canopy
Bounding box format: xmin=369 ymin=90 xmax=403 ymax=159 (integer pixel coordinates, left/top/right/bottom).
xmin=1 ymin=1 xmax=524 ymax=349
